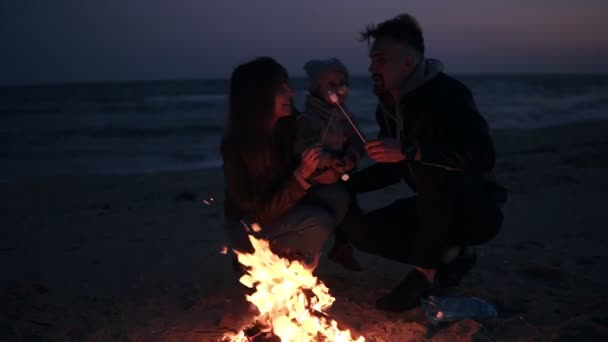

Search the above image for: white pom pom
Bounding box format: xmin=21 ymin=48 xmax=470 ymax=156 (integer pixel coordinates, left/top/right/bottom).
xmin=341 ymin=174 xmax=350 ymax=181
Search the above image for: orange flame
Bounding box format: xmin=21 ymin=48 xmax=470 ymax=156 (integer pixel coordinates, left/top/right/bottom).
xmin=223 ymin=233 xmax=364 ymax=341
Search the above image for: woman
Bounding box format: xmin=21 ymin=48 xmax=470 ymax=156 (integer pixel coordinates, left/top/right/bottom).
xmin=221 ymin=57 xmax=334 ymax=269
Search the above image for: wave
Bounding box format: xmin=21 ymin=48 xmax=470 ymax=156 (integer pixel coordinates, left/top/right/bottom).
xmin=50 ymin=123 xmax=226 ymax=138
xmin=0 ymin=93 xmax=228 ymax=115
xmin=143 ymin=94 xmax=226 ymax=105
xmin=480 ymin=89 xmax=608 ymax=129
xmin=3 ymin=75 xmax=608 ymax=183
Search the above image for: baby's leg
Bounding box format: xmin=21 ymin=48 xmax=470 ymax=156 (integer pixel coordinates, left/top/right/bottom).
xmin=306 ymin=183 xmax=363 ymax=271
xmin=306 ymin=183 xmax=351 ymax=224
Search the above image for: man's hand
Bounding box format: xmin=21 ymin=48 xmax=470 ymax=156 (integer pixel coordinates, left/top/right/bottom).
xmin=310 ymin=168 xmax=341 ymax=184
xmin=365 ymin=138 xmax=406 ymax=163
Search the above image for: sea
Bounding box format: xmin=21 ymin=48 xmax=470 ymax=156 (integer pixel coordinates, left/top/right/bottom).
xmin=1 ymin=74 xmax=607 ymax=183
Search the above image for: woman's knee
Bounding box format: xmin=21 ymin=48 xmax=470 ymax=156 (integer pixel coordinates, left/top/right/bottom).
xmin=299 ymin=206 xmax=335 ymax=239
xmin=270 ymin=205 xmax=334 ymax=256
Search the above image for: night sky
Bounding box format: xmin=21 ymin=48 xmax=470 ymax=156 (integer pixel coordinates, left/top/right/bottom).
xmin=1 ymin=0 xmax=607 ymax=85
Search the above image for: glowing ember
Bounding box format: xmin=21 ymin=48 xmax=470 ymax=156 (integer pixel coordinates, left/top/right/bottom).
xmin=223 ymin=233 xmax=364 ymax=342
xmin=220 ymin=245 xmax=228 ymax=254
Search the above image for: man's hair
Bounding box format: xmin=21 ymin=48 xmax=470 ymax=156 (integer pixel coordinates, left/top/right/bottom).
xmin=359 ymin=14 xmax=425 ymax=55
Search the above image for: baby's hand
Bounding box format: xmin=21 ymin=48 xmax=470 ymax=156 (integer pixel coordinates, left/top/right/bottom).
xmin=310 ymin=168 xmax=341 ymax=185
xmin=317 ymin=151 xmax=334 ymax=170
xmin=332 ymin=158 xmax=355 ymax=173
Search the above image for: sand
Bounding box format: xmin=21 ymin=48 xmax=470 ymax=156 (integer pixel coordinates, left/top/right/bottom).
xmin=2 ymin=120 xmax=608 ymax=341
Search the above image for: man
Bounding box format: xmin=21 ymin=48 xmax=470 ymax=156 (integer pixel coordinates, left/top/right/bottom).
xmin=341 ymin=14 xmax=507 ymax=312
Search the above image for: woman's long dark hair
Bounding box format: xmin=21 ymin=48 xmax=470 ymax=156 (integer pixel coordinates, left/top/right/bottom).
xmin=222 ymin=57 xmax=289 ymax=176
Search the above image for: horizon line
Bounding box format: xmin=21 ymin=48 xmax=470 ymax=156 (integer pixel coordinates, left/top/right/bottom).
xmin=2 ymin=71 xmax=608 ymax=88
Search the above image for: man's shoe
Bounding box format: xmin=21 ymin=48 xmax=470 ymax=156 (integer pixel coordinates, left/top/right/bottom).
xmin=435 ymin=248 xmax=477 ymax=288
xmin=375 ymin=269 xmax=431 ymax=312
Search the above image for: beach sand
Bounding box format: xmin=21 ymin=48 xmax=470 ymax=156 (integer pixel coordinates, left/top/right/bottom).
xmin=2 ymin=120 xmax=608 ymax=341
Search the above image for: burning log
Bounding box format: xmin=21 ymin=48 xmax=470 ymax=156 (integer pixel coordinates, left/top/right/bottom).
xmin=237 ymin=308 xmax=340 ymax=342
xmin=222 ymin=233 xmax=365 ymax=342
xmin=242 ymin=321 xmax=278 ymax=342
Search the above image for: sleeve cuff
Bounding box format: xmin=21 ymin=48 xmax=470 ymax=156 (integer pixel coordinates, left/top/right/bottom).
xmin=402 ymin=142 xmax=421 ymax=161
xmin=293 ymin=170 xmax=311 ymax=190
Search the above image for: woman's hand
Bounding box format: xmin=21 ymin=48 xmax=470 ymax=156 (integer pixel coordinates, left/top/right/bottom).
xmin=296 ymin=145 xmax=322 ymax=179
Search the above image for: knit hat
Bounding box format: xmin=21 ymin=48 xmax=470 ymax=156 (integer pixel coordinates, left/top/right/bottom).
xmin=303 ymin=58 xmax=349 ymax=90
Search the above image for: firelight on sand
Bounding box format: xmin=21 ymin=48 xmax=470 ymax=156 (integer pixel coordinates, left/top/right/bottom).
xmin=223 ymin=233 xmax=365 ymax=342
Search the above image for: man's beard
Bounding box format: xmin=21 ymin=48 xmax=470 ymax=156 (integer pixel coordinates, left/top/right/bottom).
xmin=372 ymin=74 xmax=389 ymax=97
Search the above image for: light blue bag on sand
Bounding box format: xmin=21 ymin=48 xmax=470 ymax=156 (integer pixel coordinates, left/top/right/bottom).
xmin=421 ymin=296 xmax=498 ymax=327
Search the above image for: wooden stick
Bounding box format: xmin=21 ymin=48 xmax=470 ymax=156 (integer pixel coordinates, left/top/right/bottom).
xmin=336 ymin=102 xmax=366 ymax=144
xmin=327 ymin=90 xmax=366 ymax=144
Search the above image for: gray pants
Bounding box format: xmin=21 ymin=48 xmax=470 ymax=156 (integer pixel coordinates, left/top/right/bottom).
xmin=224 ymin=204 xmax=335 ymax=262
xmin=304 ymin=182 xmax=351 ymax=225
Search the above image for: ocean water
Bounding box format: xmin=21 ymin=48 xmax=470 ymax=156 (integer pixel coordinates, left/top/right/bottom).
xmin=1 ymin=75 xmax=607 ymax=182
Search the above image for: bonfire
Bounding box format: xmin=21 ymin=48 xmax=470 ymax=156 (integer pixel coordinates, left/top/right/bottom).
xmin=222 ymin=228 xmax=365 ymax=342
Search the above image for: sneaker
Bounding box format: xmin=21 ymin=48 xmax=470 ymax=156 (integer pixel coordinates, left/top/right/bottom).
xmin=435 ymin=248 xmax=477 ymax=288
xmin=328 ymin=243 xmax=363 ymax=272
xmin=376 ymin=269 xmax=431 ymax=312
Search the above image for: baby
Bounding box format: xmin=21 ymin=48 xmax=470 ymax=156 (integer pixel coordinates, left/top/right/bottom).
xmin=295 ymin=58 xmax=364 ymax=177
xmin=294 ymin=58 xmax=365 ymax=271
